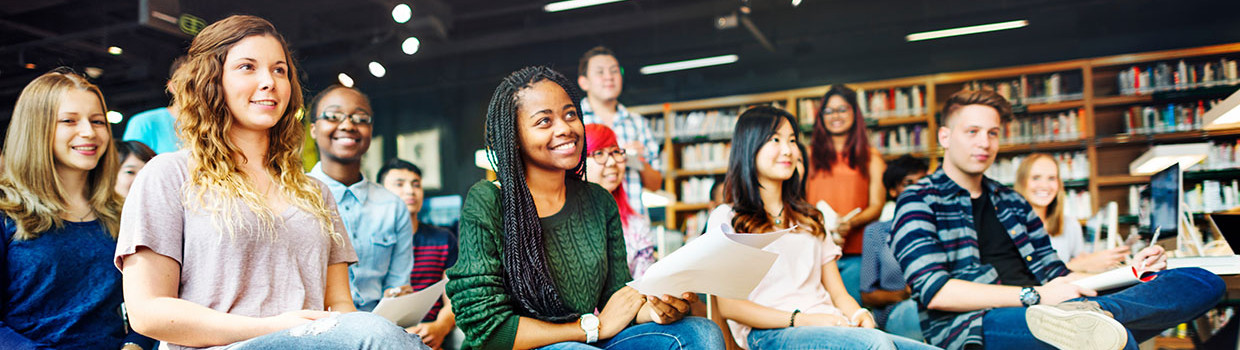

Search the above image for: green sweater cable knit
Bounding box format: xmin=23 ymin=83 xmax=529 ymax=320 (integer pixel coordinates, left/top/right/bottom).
xmin=447 ymin=179 xmax=631 ymax=350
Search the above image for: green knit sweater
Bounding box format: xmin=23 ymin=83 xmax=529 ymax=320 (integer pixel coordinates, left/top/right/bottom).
xmin=446 ymin=179 xmax=631 ymax=350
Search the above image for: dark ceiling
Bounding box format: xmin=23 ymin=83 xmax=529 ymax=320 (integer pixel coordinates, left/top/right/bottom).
xmin=4 ymin=0 xmax=1240 ymax=197
xmin=4 ymin=0 xmax=1240 ymax=117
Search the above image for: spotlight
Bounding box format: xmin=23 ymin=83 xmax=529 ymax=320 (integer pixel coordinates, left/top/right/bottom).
xmin=107 ymin=46 xmax=123 ymax=55
xmin=338 ymin=73 xmax=355 ymax=87
xmin=401 ymin=37 xmax=421 ymax=55
xmin=106 ymin=111 xmax=123 ymax=124
xmin=368 ymin=61 xmax=386 ymax=78
xmin=84 ymin=67 xmax=104 ymax=79
xmin=24 ymin=63 xmax=36 ymax=70
xmin=392 ymin=4 xmax=412 ymax=24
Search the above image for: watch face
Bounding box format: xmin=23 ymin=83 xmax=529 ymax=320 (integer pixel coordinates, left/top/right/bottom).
xmin=582 ymin=316 xmax=599 ymax=329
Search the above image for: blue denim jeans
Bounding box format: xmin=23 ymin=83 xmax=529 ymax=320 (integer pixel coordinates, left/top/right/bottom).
xmin=885 ymin=299 xmax=924 ymax=342
xmin=223 ymin=312 xmax=429 ymax=349
xmin=981 ymin=267 xmax=1224 ymax=350
xmin=538 ymin=316 xmax=724 ymax=350
xmin=838 ymin=255 xmax=863 ymax=305
xmin=747 ymin=326 xmax=940 ymax=350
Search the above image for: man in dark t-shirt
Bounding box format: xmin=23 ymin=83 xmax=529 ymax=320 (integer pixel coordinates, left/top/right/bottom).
xmin=890 ymin=90 xmax=1223 ymax=349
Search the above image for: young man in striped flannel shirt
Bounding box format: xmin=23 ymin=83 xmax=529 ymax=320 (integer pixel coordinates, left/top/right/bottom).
xmin=577 ymin=46 xmax=664 ymax=217
xmin=890 ymin=90 xmax=1223 ymax=350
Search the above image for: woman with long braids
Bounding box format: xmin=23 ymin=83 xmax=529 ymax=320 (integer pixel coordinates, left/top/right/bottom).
xmin=708 ymin=106 xmax=937 ymax=350
xmin=114 ymin=15 xmax=425 ymax=349
xmin=446 ymin=66 xmax=724 ymax=350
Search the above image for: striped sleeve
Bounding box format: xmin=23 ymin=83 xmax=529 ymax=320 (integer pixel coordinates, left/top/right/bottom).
xmin=890 ymin=186 xmax=951 ymax=306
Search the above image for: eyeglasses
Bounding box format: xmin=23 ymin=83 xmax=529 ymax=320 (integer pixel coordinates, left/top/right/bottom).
xmin=589 ymin=148 xmax=626 ymax=164
xmin=318 ymin=111 xmax=372 ymax=125
xmin=822 ymin=107 xmax=851 ymax=116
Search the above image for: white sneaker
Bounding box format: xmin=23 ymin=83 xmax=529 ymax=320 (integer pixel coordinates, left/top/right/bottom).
xmin=1025 ymin=302 xmax=1128 ymax=350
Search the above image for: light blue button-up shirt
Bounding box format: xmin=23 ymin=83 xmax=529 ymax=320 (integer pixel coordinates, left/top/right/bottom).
xmin=309 ymin=163 xmax=414 ymax=312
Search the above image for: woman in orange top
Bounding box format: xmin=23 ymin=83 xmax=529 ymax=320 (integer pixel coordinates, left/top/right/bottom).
xmin=805 ymin=85 xmax=886 ymax=305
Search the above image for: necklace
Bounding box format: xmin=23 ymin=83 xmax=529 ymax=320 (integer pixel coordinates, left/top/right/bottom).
xmin=71 ymin=208 xmax=94 ymax=222
xmin=769 ymin=206 xmax=785 ymax=226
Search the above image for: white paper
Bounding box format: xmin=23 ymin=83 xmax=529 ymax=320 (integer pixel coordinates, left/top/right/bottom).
xmin=371 ymin=278 xmax=447 ymax=327
xmin=1071 ymin=266 xmax=1154 ymax=291
xmin=628 ymin=226 xmax=792 ymax=299
xmin=1168 ymin=256 xmax=1240 ymax=275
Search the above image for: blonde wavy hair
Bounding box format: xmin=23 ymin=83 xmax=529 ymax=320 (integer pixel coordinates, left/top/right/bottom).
xmin=1014 ymin=153 xmax=1066 ymax=237
xmin=0 ymin=68 xmax=122 ymax=240
xmin=169 ymin=15 xmax=338 ymax=242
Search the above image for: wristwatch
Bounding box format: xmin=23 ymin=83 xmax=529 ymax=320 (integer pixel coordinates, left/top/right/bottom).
xmin=1019 ymin=286 xmax=1041 ymax=307
xmin=579 ymin=313 xmax=600 ymax=343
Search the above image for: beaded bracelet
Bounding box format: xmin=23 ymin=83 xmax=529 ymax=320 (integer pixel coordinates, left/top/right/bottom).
xmin=789 ymin=309 xmax=801 ymax=327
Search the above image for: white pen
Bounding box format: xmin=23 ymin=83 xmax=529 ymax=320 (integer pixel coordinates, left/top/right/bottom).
xmin=1142 ymin=226 xmax=1162 ymax=270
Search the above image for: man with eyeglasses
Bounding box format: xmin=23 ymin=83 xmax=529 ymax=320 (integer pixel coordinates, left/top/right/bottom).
xmin=307 ymin=85 xmax=415 ymax=314
xmin=577 ymin=46 xmax=663 ymax=218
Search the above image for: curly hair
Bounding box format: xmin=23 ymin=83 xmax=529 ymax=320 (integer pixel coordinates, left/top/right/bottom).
xmin=169 ymin=15 xmax=339 ymax=242
xmin=485 ymin=66 xmax=586 ymax=322
xmin=0 ymin=68 xmax=122 ymax=240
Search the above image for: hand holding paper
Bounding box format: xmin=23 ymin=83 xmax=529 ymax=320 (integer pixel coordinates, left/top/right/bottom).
xmin=627 ymin=224 xmax=793 ymax=299
xmin=371 ymin=278 xmax=447 ymax=328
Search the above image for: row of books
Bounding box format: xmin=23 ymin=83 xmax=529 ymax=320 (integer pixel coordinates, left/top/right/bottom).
xmin=1119 ymin=98 xmax=1220 ymax=135
xmin=1063 ymin=189 xmax=1093 ymax=219
xmin=1200 ymin=139 xmax=1240 ymax=170
xmin=962 ymin=71 xmax=1085 ymax=106
xmin=1001 ymin=109 xmax=1085 ymax=145
xmin=1116 ymin=58 xmax=1240 ymax=95
xmin=1185 ymin=179 xmax=1240 ymax=214
xmin=857 ymin=86 xmax=927 ymax=119
xmin=682 ymin=210 xmax=709 ymax=238
xmin=986 ymin=151 xmax=1091 ymax=185
xmin=679 ymin=176 xmax=718 ymax=205
xmin=680 ymin=142 xmax=730 ymax=171
xmin=869 ymin=124 xmax=930 ymax=155
xmin=672 ymin=109 xmax=738 ymax=140
xmin=647 ymin=115 xmax=666 ymax=140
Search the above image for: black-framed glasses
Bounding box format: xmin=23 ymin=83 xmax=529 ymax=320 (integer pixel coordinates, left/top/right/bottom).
xmin=822 ymin=107 xmax=851 ymax=116
xmin=589 ymin=148 xmax=626 ymax=164
xmin=318 ymin=111 xmax=373 ymax=125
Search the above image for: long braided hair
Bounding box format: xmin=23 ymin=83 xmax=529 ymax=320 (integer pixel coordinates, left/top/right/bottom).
xmin=484 ymin=66 xmax=586 ymax=322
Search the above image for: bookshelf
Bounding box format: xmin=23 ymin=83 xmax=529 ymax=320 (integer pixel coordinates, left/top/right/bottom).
xmin=629 ymin=42 xmax=1240 ymax=232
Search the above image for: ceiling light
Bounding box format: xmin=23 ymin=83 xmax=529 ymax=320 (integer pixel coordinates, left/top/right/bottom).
xmin=401 ymin=37 xmax=421 ymax=55
xmin=1204 ymin=88 xmax=1240 ymax=130
xmin=24 ymin=63 xmax=36 ymax=70
xmin=84 ymin=67 xmax=103 ymax=79
xmin=544 ymin=0 xmax=626 ymax=12
xmin=107 ymin=46 xmax=123 ymax=55
xmin=791 ymin=0 xmax=802 ymax=7
xmin=1129 ymin=143 xmax=1209 ymax=176
xmin=392 ymin=4 xmax=412 ymax=24
xmin=338 ymin=73 xmax=354 ymax=87
xmin=640 ymin=54 xmax=739 ymax=75
xmin=368 ymin=61 xmax=386 ymax=78
xmin=906 ymin=20 xmax=1029 ymax=42
xmin=106 ymin=111 xmax=123 ymax=124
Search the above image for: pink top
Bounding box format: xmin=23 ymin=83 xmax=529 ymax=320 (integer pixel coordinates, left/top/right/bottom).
xmin=705 ymin=205 xmax=843 ymax=349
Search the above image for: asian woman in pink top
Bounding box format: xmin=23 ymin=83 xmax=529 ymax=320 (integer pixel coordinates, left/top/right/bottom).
xmin=706 ymin=106 xmax=938 ymax=350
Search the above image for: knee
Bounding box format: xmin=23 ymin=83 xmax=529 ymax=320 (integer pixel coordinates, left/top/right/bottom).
xmin=335 ymin=312 xmax=415 ymax=340
xmin=1164 ymin=267 xmax=1225 ymax=301
xmin=673 ymin=317 xmax=725 ymax=348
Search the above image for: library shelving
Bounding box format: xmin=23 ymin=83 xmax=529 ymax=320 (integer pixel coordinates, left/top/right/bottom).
xmin=628 ymin=42 xmax=1240 ymax=232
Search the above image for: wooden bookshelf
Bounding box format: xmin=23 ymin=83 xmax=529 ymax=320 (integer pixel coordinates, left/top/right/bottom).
xmin=633 ymin=42 xmax=1240 ymax=231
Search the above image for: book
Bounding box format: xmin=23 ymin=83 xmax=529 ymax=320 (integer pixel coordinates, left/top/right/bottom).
xmin=1071 ymin=266 xmax=1158 ymax=291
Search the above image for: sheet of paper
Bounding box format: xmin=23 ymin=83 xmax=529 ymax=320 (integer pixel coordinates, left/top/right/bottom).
xmin=1071 ymin=266 xmax=1155 ymax=291
xmin=629 ymin=227 xmax=792 ymax=299
xmin=372 ymin=278 xmax=447 ymax=327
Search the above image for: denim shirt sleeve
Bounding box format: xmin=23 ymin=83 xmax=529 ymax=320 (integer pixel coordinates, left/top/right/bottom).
xmin=385 ymin=205 xmax=415 ymax=290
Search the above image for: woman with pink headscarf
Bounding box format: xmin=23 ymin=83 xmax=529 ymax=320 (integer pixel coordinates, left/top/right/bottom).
xmin=584 ymin=123 xmax=656 ymax=278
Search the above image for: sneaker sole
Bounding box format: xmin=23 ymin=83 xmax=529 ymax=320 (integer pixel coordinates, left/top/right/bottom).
xmin=1025 ymin=305 xmax=1127 ymax=350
